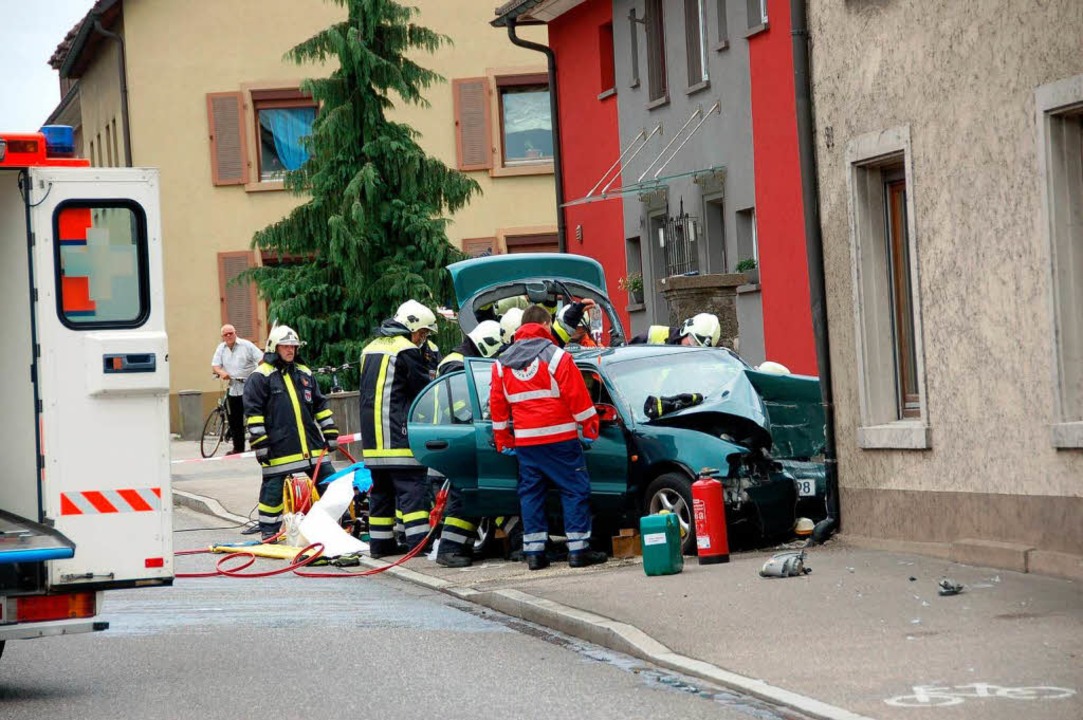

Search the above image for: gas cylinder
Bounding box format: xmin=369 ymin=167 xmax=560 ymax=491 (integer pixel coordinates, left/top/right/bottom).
xmin=692 ymin=469 xmax=730 ymax=564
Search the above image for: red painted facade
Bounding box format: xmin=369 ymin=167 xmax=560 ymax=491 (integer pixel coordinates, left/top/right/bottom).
xmin=547 ymin=1 xmax=630 ymax=331
xmin=746 ymin=3 xmax=817 ymax=374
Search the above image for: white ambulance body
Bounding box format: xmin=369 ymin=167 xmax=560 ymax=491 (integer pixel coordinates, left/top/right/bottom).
xmin=0 ymin=128 xmax=173 ymax=657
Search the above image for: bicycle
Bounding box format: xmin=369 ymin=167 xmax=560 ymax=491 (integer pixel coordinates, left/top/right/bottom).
xmin=200 ymin=381 xmax=238 ymax=458
xmin=314 ymin=362 xmax=353 ymax=393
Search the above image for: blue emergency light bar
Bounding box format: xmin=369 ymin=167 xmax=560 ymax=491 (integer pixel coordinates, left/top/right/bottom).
xmin=40 ymin=125 xmax=75 ymax=158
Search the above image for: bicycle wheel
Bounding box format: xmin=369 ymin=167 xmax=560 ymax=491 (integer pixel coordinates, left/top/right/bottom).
xmin=200 ymin=408 xmax=226 ymax=458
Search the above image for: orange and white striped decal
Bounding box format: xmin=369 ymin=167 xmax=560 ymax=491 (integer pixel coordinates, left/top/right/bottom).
xmin=60 ymin=487 xmax=163 ymax=515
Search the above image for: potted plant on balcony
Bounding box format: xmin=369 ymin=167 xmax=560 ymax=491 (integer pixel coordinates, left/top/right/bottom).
xmin=736 ymin=258 xmax=759 ymax=285
xmin=619 ymin=271 xmax=645 ymax=305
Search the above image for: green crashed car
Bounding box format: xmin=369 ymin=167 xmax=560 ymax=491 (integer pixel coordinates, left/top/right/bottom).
xmin=408 ymin=254 xmax=826 ymax=552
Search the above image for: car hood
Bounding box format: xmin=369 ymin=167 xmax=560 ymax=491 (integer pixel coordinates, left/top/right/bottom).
xmin=643 ymin=367 xmax=825 ymax=460
xmin=447 ymin=253 xmax=626 ymax=343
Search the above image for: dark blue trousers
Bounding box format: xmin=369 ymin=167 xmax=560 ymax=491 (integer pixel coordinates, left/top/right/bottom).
xmin=515 ymin=439 xmax=593 ymax=557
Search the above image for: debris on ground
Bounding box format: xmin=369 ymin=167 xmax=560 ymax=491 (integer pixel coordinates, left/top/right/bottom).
xmin=938 ymin=578 xmax=965 ymax=596
xmin=759 ymin=550 xmax=811 ymax=578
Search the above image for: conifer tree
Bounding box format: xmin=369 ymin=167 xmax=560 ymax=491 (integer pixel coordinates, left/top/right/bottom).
xmin=249 ymin=0 xmax=478 ymax=372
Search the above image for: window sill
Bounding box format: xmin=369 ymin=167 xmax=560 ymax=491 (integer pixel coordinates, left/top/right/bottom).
xmin=489 ymin=162 xmax=555 ymax=178
xmin=626 ymin=302 xmax=646 ymax=312
xmin=736 ymin=282 xmax=760 ymax=294
xmin=857 ymin=422 xmax=931 ymax=450
xmin=1052 ymin=421 xmax=1083 ymax=449
xmin=713 ymin=40 xmax=730 ymax=52
xmin=630 ymin=79 xmax=641 ymax=89
xmin=744 ymin=22 xmax=769 ymax=39
xmin=598 ymin=88 xmax=617 ymax=101
xmin=686 ymin=80 xmax=711 ymax=96
xmin=245 ymin=179 xmax=286 ymax=193
xmin=647 ymin=94 xmax=670 ymax=111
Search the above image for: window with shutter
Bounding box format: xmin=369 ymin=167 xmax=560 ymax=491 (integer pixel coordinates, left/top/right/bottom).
xmin=218 ymin=252 xmax=259 ymax=342
xmin=463 ymin=237 xmax=497 ymax=257
xmin=207 ymin=92 xmax=249 ymax=186
xmin=453 ymin=78 xmax=493 ymax=171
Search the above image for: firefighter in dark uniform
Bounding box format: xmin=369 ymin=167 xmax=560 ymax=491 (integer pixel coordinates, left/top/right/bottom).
xmin=243 ymin=325 xmax=339 ymax=541
xmin=629 ymin=312 xmax=722 ymax=348
xmin=431 ymin=321 xmax=503 ymax=567
xmin=358 ymin=300 xmax=439 ymax=558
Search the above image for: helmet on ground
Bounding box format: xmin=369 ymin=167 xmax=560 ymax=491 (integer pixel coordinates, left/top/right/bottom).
xmin=266 ymin=325 xmax=303 ymax=353
xmin=557 ymin=303 xmax=591 ymax=330
xmin=499 ymin=307 xmax=524 ymax=343
xmin=495 ymin=295 xmax=529 ymax=316
xmin=468 ymin=320 xmax=503 ymax=358
xmin=394 ymin=300 xmax=438 ymax=332
xmin=794 ymin=517 xmax=815 ymax=537
xmin=680 ymin=313 xmax=721 ymax=347
xmin=757 ymin=360 xmax=791 ymax=375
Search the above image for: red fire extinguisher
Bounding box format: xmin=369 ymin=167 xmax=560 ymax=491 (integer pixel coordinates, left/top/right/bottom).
xmin=692 ymin=468 xmax=730 ymax=564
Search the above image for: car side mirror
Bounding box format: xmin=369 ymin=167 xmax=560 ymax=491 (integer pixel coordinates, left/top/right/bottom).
xmin=595 ymin=403 xmax=619 ymax=425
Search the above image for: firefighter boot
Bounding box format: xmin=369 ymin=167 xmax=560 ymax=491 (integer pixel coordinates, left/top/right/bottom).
xmin=526 ymin=554 xmax=550 ymax=571
xmin=569 ymin=550 xmax=608 ymax=568
xmin=435 ymin=552 xmax=473 ymax=568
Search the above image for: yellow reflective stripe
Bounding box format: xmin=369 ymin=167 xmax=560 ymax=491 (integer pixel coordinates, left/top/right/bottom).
xmin=554 ymin=322 xmax=571 ymax=343
xmin=282 ymin=372 xmax=309 ymax=457
xmin=657 ymin=397 xmax=663 ymax=417
xmin=365 ymin=448 xmax=414 ymax=457
xmin=315 ymin=409 xmax=332 ymax=421
xmin=250 ymin=436 xmax=268 ymax=446
xmin=247 ymin=415 xmax=265 ymax=425
xmin=373 ymin=354 xmax=391 ymax=450
xmin=258 ymin=501 xmax=285 ymax=513
xmin=369 ymin=517 xmax=395 ymax=527
xmin=402 ymin=510 xmax=430 ymax=523
xmin=268 ymin=452 xmax=305 ymax=466
xmin=648 ymin=325 xmax=669 ymax=344
xmin=444 ymin=516 xmax=476 ymax=532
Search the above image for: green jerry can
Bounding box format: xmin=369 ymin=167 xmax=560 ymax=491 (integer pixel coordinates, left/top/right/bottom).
xmin=640 ymin=512 xmax=684 ymax=576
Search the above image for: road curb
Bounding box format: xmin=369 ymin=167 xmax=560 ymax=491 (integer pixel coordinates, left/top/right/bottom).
xmin=174 ymin=491 xmax=871 ymax=720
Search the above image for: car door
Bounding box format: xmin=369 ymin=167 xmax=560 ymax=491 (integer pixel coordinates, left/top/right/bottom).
xmin=407 ymin=371 xmax=478 ymax=492
xmin=466 ymin=358 xmax=521 ymax=516
xmin=577 ymin=366 xmax=631 ymax=509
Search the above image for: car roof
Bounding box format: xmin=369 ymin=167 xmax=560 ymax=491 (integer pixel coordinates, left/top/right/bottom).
xmin=567 ymin=343 xmax=744 ymax=367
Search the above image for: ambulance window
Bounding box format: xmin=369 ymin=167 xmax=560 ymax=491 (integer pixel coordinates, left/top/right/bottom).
xmin=52 ymin=200 xmax=149 ymax=329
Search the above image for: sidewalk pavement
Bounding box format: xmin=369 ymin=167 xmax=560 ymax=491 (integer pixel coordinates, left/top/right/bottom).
xmin=170 ymin=440 xmax=1082 ymax=720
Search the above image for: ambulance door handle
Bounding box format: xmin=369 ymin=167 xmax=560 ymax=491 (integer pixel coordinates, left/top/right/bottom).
xmin=425 ymin=440 xmax=449 ymax=450
xmin=103 ymin=353 xmax=157 ymax=374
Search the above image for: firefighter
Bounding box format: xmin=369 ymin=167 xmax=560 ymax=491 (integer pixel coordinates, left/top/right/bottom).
xmin=629 ymin=312 xmax=722 ymax=348
xmin=499 ymin=307 xmax=524 ymax=346
xmin=432 ymin=320 xmax=503 ymax=568
xmin=490 ymin=305 xmax=608 ymax=571
xmin=243 ymin=325 xmax=339 ymax=541
xmin=555 ymin=303 xmax=598 ymax=347
xmin=359 ymin=300 xmax=438 ymax=558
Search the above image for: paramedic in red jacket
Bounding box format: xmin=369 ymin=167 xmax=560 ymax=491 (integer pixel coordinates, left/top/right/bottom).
xmin=489 ymin=305 xmax=608 ymax=571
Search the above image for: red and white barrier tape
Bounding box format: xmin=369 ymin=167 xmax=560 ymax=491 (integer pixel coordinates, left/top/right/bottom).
xmin=170 ymin=432 xmax=362 ymax=464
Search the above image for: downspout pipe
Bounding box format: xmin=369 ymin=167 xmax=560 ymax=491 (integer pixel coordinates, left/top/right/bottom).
xmin=791 ymin=0 xmax=839 ymax=543
xmin=92 ymin=19 xmax=133 ymax=167
xmin=506 ymin=17 xmax=566 ymax=252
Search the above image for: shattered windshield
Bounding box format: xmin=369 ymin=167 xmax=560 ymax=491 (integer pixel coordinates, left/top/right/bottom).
xmin=607 ymin=350 xmax=753 ymax=424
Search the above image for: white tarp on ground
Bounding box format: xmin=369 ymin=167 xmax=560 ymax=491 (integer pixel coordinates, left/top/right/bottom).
xmin=298 ymin=475 xmax=368 ymax=558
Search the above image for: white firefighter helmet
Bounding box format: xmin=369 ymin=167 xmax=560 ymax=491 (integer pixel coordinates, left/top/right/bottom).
xmin=495 ymin=295 xmax=529 ymax=316
xmin=680 ymin=313 xmax=722 ymax=347
xmin=757 ymin=360 xmax=791 ymax=375
xmin=266 ymin=324 xmax=303 ymax=353
xmin=394 ymin=299 xmax=438 ymax=332
xmin=557 ymin=303 xmax=591 ymax=330
xmin=468 ymin=320 xmax=503 ymax=358
xmin=499 ymin=307 xmax=524 ymax=343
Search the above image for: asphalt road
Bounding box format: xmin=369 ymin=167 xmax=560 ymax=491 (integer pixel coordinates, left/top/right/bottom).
xmin=0 ymin=509 xmax=810 ymax=720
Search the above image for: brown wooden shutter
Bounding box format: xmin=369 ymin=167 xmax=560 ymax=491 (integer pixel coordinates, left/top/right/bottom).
xmin=463 ymin=237 xmax=496 ymax=257
xmin=207 ymin=92 xmax=248 ymax=185
xmin=453 ymin=78 xmax=492 ymax=171
xmin=218 ymin=251 xmax=260 ymax=342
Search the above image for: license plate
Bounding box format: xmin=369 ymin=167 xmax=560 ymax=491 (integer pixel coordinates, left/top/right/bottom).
xmin=795 ymin=479 xmax=816 ymax=497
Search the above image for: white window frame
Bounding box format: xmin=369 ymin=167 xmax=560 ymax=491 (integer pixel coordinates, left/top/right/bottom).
xmin=1036 ymin=74 xmax=1083 ymax=449
xmin=846 ymin=125 xmax=931 ymax=450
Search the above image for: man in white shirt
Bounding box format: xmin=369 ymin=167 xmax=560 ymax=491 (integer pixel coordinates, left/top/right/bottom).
xmin=211 ymin=324 xmax=263 ymax=454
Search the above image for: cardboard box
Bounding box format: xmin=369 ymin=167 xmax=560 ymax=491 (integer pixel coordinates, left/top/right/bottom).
xmin=611 ymin=528 xmax=642 ymax=559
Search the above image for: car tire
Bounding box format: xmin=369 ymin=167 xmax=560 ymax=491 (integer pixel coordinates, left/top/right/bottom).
xmin=643 ymin=472 xmax=696 ymax=555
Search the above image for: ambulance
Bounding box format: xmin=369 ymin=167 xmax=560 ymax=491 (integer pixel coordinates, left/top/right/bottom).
xmin=0 ymin=126 xmax=173 ymax=658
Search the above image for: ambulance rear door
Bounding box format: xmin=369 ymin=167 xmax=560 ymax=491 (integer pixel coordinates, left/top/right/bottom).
xmin=27 ymin=166 xmax=173 ymax=590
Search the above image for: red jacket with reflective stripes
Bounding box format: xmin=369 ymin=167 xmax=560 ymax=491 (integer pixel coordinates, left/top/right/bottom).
xmin=490 ymin=323 xmax=599 ymax=450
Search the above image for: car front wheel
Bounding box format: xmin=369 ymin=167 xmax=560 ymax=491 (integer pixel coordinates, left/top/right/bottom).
xmin=643 ymin=472 xmax=696 ymax=555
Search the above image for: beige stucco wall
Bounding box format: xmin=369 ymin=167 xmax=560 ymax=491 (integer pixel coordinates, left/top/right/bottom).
xmin=74 ymin=18 xmax=125 ymax=167
xmin=102 ymin=0 xmax=552 ymax=420
xmin=809 ymin=0 xmax=1083 ymax=553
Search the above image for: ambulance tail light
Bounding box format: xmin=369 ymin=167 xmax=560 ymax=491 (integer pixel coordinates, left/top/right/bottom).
xmin=14 ymin=592 xmax=97 ymax=622
xmin=40 ymin=125 xmax=75 ymax=158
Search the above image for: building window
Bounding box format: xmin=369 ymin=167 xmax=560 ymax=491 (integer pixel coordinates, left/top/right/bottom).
xmin=645 ymin=0 xmax=668 ymax=104
xmin=599 ymin=22 xmax=616 ymax=96
xmin=847 ymin=126 xmax=929 ymax=450
xmin=496 ymin=76 xmax=553 ymax=167
xmin=251 ymin=89 xmax=316 ymax=182
xmin=746 ymin=0 xmax=768 ymax=29
xmin=684 ymin=0 xmax=709 ymax=88
xmin=1037 ymin=74 xmax=1083 ymax=448
xmin=715 ymin=0 xmax=729 ymax=49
